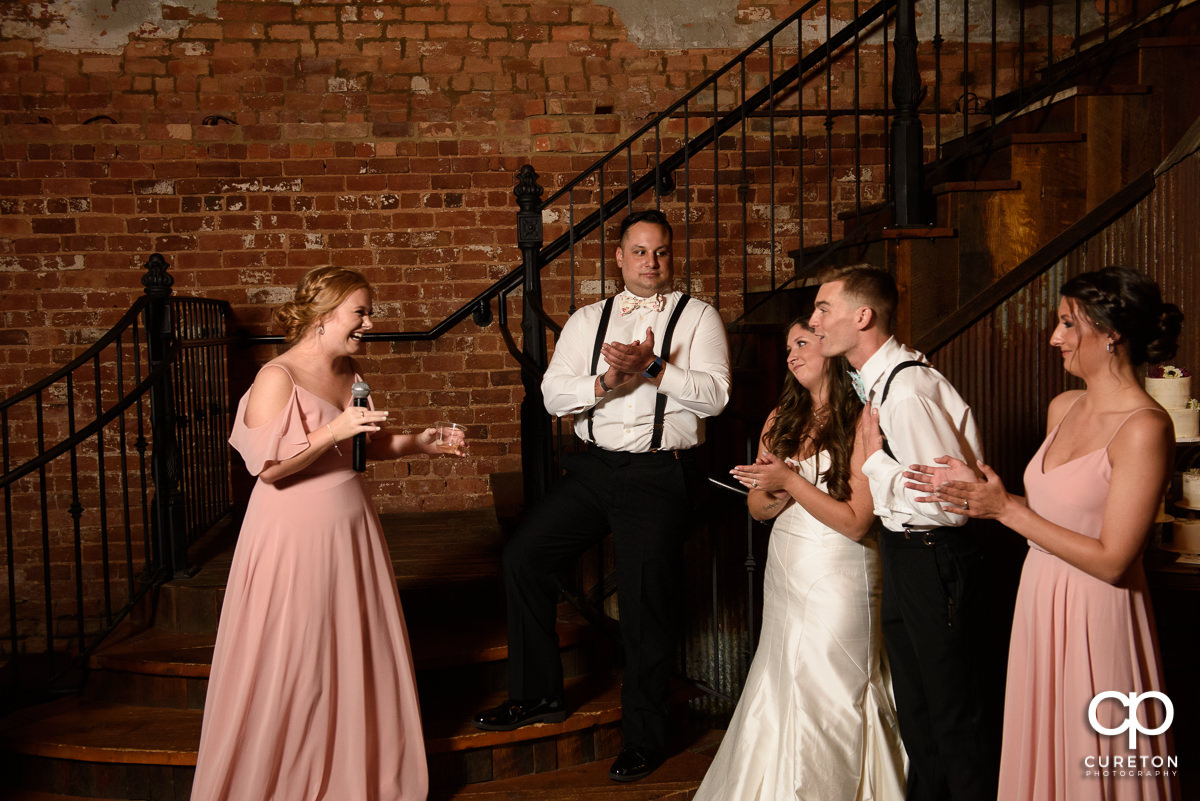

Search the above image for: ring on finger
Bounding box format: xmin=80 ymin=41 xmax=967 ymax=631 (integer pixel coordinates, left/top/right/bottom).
xmin=963 ymin=500 xmax=970 ymax=511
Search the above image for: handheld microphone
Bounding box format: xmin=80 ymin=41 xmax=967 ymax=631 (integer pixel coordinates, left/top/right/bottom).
xmin=351 ymin=381 xmax=371 ymax=472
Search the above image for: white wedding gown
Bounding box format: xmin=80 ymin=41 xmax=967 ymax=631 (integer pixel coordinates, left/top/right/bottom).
xmin=695 ymin=451 xmax=907 ymax=801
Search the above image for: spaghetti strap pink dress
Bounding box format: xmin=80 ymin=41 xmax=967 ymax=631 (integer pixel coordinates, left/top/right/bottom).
xmin=191 ymin=365 xmax=428 ymax=801
xmin=997 ymin=402 xmax=1178 ymax=801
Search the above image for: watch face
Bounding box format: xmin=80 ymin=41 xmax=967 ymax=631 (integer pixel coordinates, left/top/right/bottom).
xmin=644 ymin=357 xmax=664 ymax=378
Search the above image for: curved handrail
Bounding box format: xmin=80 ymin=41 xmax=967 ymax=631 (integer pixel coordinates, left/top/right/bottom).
xmin=0 ymin=339 xmax=181 ymax=492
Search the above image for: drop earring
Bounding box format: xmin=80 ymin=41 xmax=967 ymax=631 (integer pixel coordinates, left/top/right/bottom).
xmin=1106 ymin=340 xmax=1113 ymax=353
xmin=318 ymin=325 xmax=325 ymax=335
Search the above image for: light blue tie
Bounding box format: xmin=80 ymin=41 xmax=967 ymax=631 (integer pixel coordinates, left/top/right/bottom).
xmin=849 ymin=369 xmax=869 ymax=404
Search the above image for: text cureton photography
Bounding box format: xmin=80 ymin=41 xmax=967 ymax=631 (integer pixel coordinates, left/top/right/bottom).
xmin=1082 ymin=691 xmax=1180 ymax=780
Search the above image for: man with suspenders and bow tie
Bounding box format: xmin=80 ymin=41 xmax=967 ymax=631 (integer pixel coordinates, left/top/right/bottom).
xmin=472 ymin=209 xmax=732 ymax=783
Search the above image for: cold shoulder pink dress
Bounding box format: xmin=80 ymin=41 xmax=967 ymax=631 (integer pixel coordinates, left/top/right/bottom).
xmin=191 ymin=365 xmax=428 ymax=801
xmin=997 ymin=402 xmax=1178 ymax=801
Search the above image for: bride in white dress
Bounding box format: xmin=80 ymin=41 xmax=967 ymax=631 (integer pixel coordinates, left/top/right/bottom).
xmin=698 ymin=317 xmax=907 ymax=801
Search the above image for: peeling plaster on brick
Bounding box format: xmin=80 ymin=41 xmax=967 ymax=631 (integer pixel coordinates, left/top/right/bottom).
xmin=0 ymin=0 xmax=217 ymax=53
xmin=328 ymin=77 xmax=362 ymax=94
xmin=599 ymin=0 xmax=778 ymax=49
xmin=249 ymin=287 xmax=294 ymax=307
xmin=581 ymin=279 xmax=621 ymax=296
xmin=223 ymin=179 xmax=303 ymax=193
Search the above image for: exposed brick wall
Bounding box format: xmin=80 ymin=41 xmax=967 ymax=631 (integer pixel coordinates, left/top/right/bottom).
xmin=0 ymin=0 xmax=877 ymax=515
xmin=0 ymin=0 xmax=1045 ymax=656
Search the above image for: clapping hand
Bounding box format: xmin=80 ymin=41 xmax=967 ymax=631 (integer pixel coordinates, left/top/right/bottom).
xmin=905 ymin=456 xmax=1004 ymax=518
xmin=600 ymin=328 xmax=657 ymax=386
xmin=730 ymin=450 xmax=799 ymax=496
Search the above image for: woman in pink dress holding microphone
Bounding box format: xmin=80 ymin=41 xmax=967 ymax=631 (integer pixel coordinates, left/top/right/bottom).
xmin=192 ymin=266 xmax=466 ymax=801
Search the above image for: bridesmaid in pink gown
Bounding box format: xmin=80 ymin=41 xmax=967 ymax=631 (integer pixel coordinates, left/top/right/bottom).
xmin=191 ymin=266 xmax=466 ymax=801
xmin=905 ymin=266 xmax=1181 ymax=801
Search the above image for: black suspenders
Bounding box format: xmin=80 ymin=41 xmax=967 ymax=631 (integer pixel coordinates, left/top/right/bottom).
xmin=587 ymin=296 xmax=617 ymax=444
xmin=587 ymin=294 xmax=691 ymax=450
xmin=649 ymin=296 xmax=690 ymax=450
xmin=878 ymin=359 xmax=930 ymax=461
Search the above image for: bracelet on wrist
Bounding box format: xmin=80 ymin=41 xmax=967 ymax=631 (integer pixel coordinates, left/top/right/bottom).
xmin=598 ymin=374 xmax=613 ymax=394
xmin=327 ymin=424 xmax=342 ymax=455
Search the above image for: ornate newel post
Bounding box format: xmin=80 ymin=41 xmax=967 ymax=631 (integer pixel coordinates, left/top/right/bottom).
xmin=143 ymin=253 xmax=189 ymax=578
xmin=514 ymin=165 xmax=554 ymax=507
xmin=891 ymin=0 xmax=930 ymax=226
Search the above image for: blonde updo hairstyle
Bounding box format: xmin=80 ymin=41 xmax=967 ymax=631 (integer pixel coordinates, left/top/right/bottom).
xmin=272 ymin=266 xmax=372 ymax=345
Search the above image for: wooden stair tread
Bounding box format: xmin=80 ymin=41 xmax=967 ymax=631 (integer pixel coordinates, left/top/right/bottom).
xmin=177 ymin=509 xmax=504 ymax=592
xmin=383 ymin=510 xmax=506 ymax=588
xmin=408 ymin=610 xmax=588 ymax=670
xmin=424 ymin=672 xmax=623 ymax=754
xmin=995 ymin=131 xmax=1086 ymax=146
xmin=4 ymin=672 xmax=623 ymax=766
xmin=0 ymin=697 xmax=201 ymax=765
xmin=879 ymin=226 xmax=957 ymax=239
xmin=90 ymin=629 xmax=213 ymax=677
xmin=931 ymin=179 xmax=1021 ymax=195
xmin=441 ymin=732 xmax=721 ymax=799
xmin=89 ymin=611 xmax=588 ymax=677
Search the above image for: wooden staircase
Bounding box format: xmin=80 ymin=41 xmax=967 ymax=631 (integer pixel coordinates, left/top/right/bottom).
xmin=0 ymin=510 xmax=717 ymax=800
xmin=760 ymin=15 xmax=1200 ymax=345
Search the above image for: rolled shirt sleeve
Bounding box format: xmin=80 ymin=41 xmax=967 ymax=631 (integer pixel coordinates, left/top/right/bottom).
xmin=541 ymin=306 xmax=604 ymax=417
xmin=655 ymin=302 xmax=731 ymax=418
xmin=863 ymin=392 xmax=983 ymax=530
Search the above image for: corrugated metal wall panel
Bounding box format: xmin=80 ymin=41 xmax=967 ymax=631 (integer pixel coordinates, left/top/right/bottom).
xmin=929 ymin=151 xmax=1200 ymax=490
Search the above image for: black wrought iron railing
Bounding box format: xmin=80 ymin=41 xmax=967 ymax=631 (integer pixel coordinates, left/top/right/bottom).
xmin=0 ymin=255 xmax=233 ymax=704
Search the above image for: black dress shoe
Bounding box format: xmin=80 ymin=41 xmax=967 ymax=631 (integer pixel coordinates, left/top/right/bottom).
xmin=607 ymin=746 xmax=664 ymax=782
xmin=470 ymin=697 xmax=567 ymax=731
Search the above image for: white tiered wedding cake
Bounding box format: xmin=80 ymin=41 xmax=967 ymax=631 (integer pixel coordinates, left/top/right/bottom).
xmin=1146 ymin=365 xmax=1199 ymax=440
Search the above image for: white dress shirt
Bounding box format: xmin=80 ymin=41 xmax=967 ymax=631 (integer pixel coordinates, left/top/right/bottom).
xmin=860 ymin=336 xmax=984 ymax=531
xmin=541 ymin=290 xmax=732 ymax=453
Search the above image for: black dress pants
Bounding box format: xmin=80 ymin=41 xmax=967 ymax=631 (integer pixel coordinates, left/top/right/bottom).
xmin=880 ymin=527 xmax=999 ymax=801
xmin=501 ymin=446 xmax=698 ymax=752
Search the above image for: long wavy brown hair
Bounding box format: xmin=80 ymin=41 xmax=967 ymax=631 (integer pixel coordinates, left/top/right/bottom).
xmin=762 ymin=315 xmax=862 ymax=501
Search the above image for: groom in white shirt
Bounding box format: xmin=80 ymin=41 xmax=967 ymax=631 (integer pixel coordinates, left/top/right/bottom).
xmin=809 ymin=266 xmax=997 ymax=801
xmin=472 ymin=210 xmax=731 ymax=783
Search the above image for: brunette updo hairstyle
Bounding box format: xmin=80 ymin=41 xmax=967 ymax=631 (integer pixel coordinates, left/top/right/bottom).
xmin=272 ymin=266 xmax=372 ymax=345
xmin=1059 ymin=266 xmax=1182 ymax=366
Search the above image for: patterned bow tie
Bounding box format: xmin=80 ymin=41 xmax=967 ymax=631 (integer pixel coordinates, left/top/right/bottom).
xmin=619 ymin=292 xmax=666 ymax=316
xmin=849 ymin=369 xmax=869 ymax=404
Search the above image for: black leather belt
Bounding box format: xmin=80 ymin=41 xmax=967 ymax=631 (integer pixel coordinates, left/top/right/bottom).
xmin=884 ymin=526 xmax=947 ymax=546
xmin=586 ymin=443 xmax=693 ymax=462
